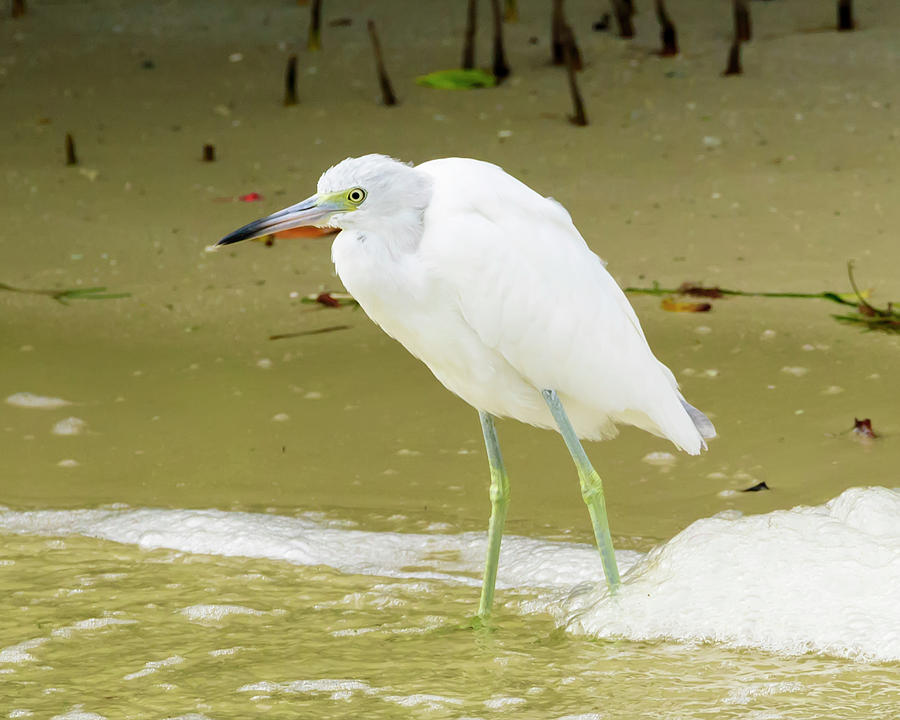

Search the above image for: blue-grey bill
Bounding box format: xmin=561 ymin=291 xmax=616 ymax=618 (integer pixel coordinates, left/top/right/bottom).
xmin=216 ymin=195 xmax=335 ymax=246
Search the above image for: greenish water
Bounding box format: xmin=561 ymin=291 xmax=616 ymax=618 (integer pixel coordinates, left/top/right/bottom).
xmin=4 ymin=534 xmax=899 ymax=719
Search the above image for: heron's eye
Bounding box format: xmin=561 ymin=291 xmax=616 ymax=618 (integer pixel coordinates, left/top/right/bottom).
xmin=347 ymin=188 xmax=366 ymax=204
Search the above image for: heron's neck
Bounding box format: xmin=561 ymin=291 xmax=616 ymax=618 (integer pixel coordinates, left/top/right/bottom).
xmin=346 ymin=210 xmax=425 ymax=260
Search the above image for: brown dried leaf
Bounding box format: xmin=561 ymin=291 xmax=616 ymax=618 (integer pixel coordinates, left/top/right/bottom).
xmin=661 ymin=297 xmax=712 ymax=313
xmin=316 ymin=292 xmax=342 ymax=308
xmin=852 ymin=418 xmax=877 ymax=439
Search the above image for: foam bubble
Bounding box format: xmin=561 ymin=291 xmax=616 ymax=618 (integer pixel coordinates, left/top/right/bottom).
xmin=50 ymin=617 xmax=136 ymax=638
xmin=180 ymin=604 xmax=267 ymax=622
xmin=559 ymin=487 xmax=900 ymax=661
xmin=50 ymin=711 xmax=106 ymax=720
xmin=0 ymin=638 xmax=48 ymax=664
xmin=384 ymin=694 xmax=463 ymax=710
xmin=6 ymin=393 xmax=72 ymax=410
xmin=238 ymin=679 xmax=376 ymax=698
xmin=123 ymin=655 xmax=184 ymax=681
xmin=51 ymin=417 xmax=87 ymax=436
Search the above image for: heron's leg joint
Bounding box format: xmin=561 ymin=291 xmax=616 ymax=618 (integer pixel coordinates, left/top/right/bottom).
xmin=542 ymin=389 xmax=621 ymax=593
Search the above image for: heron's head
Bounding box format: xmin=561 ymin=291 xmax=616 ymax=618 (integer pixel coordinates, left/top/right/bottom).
xmin=216 ymin=154 xmax=432 ymax=247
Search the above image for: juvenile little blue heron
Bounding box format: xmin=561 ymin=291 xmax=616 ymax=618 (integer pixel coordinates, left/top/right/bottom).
xmin=217 ymin=155 xmax=715 ymax=618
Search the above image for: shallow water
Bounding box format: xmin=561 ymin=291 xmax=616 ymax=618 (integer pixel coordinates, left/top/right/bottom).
xmin=2 ymin=502 xmax=900 ymax=719
xmin=2 ymin=0 xmax=900 ymax=717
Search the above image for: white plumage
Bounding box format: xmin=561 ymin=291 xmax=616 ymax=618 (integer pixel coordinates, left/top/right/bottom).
xmin=323 ymin=155 xmax=715 ymax=453
xmin=217 ymin=152 xmax=716 ymax=613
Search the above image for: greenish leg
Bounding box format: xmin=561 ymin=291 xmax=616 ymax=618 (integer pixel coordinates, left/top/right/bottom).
xmin=542 ymin=389 xmax=621 ymax=593
xmin=477 ymin=410 xmax=510 ymax=619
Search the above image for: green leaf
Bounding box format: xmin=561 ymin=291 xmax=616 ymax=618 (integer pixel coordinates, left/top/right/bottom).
xmin=415 ymin=69 xmax=496 ymax=90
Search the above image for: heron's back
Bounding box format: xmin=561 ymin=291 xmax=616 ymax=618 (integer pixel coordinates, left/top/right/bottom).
xmin=334 ymin=157 xmax=714 ymax=454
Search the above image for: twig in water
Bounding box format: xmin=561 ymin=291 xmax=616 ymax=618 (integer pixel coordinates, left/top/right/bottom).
xmin=551 ymin=0 xmax=565 ymax=65
xmin=308 ymin=0 xmax=323 ymax=50
xmin=270 ymin=325 xmax=350 ymax=340
xmin=611 ymin=0 xmax=635 ymax=38
xmin=490 ymin=0 xmax=510 ymax=81
xmin=837 ymin=0 xmax=855 ymax=31
xmin=723 ymin=39 xmax=742 ymax=75
xmin=462 ymin=0 xmax=477 ymax=69
xmin=0 ymin=282 xmax=130 ymax=305
xmin=284 ymin=54 xmax=298 ymax=106
xmin=734 ymin=0 xmax=751 ymax=42
xmin=562 ymin=24 xmax=587 ymax=126
xmin=65 ymin=133 xmax=78 ymax=166
xmin=655 ymin=0 xmax=678 ymax=56
xmin=368 ymin=20 xmax=397 ymax=106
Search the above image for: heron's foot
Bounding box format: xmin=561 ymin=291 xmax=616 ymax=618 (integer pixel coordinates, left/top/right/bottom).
xmin=463 ymin=613 xmax=499 ymax=633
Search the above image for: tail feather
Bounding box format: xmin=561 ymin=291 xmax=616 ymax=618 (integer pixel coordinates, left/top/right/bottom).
xmin=680 ymin=398 xmax=717 ymax=448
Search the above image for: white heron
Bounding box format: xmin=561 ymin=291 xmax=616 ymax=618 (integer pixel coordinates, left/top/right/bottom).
xmin=217 ymin=154 xmax=715 ymax=618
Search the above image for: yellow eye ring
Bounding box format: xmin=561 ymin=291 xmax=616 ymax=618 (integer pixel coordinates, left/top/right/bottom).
xmin=347 ymin=188 xmax=366 ymax=204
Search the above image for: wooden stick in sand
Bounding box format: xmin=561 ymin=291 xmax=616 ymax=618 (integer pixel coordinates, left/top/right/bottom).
xmin=462 ymin=0 xmax=477 ymax=70
xmin=65 ymin=133 xmax=77 ymax=166
xmin=551 ymin=0 xmax=564 ymax=65
xmin=837 ymin=0 xmax=855 ymax=31
xmin=12 ymin=0 xmax=25 ymax=18
xmin=504 ymin=0 xmax=518 ymax=23
xmin=733 ymin=0 xmax=751 ymax=43
xmin=202 ymin=144 xmax=216 ymax=162
xmin=368 ymin=20 xmax=397 ymax=106
xmin=655 ymin=0 xmax=678 ymax=57
xmin=612 ymin=0 xmax=635 ymax=39
xmin=562 ymin=25 xmax=587 ymax=127
xmin=284 ymin=54 xmax=298 ymax=106
xmin=307 ymin=0 xmax=322 ymax=51
xmin=490 ymin=0 xmax=510 ymax=81
xmin=551 ymin=0 xmax=581 ymax=69
xmin=723 ymin=40 xmax=742 ymax=76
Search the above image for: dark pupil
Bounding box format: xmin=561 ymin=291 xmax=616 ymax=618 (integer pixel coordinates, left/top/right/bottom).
xmin=351 ymin=190 xmax=361 ymax=201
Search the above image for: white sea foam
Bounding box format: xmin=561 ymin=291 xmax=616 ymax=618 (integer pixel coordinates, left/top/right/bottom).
xmin=5 ymin=392 xmax=72 ymax=409
xmin=0 ymin=638 xmax=48 ymax=664
xmin=123 ymin=655 xmax=184 ymax=681
xmin=383 ymin=694 xmax=463 ymax=710
xmin=180 ymin=604 xmax=267 ymax=622
xmin=1 ymin=487 xmax=898 ymax=661
xmin=238 ymin=679 xmax=377 ymax=700
xmin=49 ymin=711 xmax=106 ymax=720
xmin=50 ymin=617 xmax=136 ymax=638
xmin=51 ymin=417 xmax=87 ymax=436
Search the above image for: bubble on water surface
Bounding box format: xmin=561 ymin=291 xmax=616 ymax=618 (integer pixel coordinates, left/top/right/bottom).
xmin=383 ymin=694 xmax=463 ymax=710
xmin=721 ymin=681 xmax=804 ymax=705
xmin=641 ymin=451 xmax=676 ymax=466
xmin=6 ymin=393 xmax=72 ymax=409
xmin=123 ymin=655 xmax=184 ymax=680
xmin=180 ymin=604 xmax=267 ymax=622
xmin=51 ymin=417 xmax=87 ymax=436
